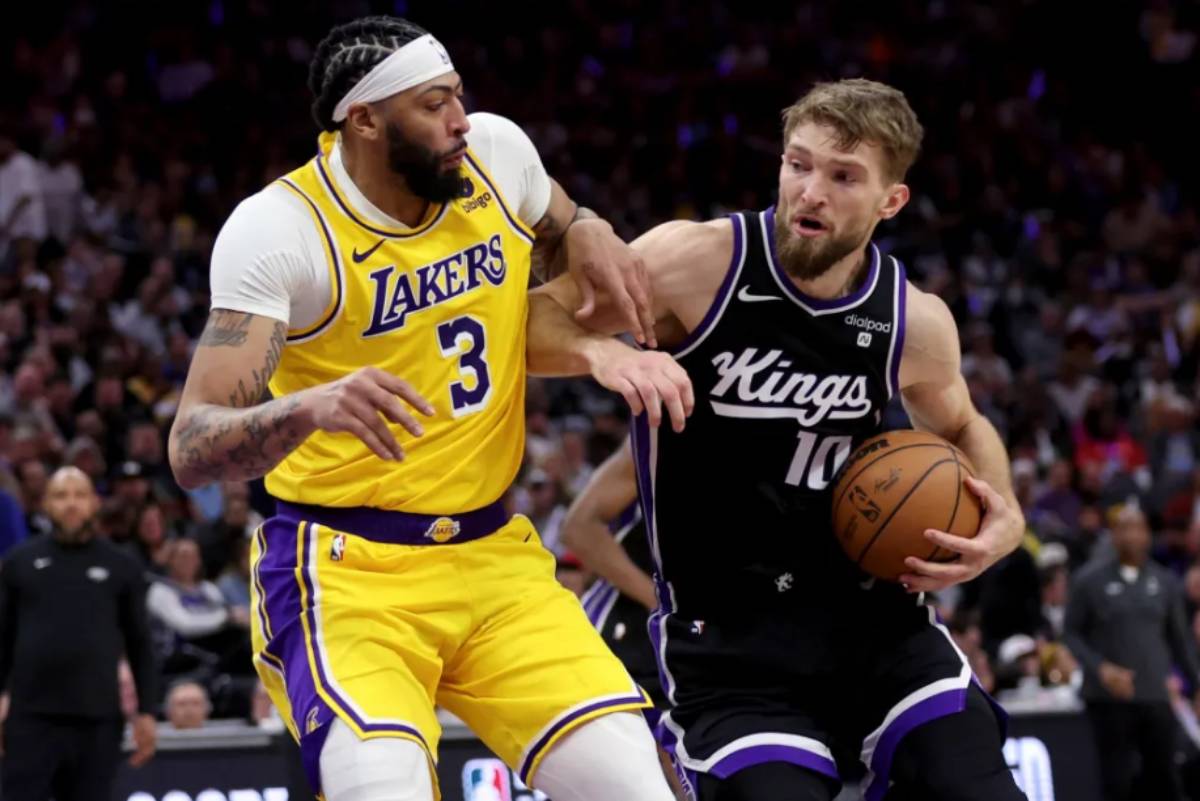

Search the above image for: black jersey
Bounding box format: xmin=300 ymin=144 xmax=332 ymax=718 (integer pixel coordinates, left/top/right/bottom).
xmin=632 ymin=207 xmax=911 ymax=620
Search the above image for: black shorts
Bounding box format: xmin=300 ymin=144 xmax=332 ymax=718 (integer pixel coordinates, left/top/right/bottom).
xmin=650 ymin=599 xmax=1006 ymax=800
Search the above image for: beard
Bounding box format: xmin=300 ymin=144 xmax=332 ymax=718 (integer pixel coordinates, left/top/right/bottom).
xmin=385 ymin=121 xmax=467 ymax=203
xmin=52 ymin=518 xmax=95 ymax=545
xmin=773 ymin=205 xmax=871 ymax=281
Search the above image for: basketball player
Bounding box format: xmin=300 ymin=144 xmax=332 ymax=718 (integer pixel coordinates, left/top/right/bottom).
xmin=536 ymin=79 xmax=1027 ymax=800
xmin=562 ymin=441 xmax=664 ymax=711
xmin=167 ymin=16 xmax=688 ymax=801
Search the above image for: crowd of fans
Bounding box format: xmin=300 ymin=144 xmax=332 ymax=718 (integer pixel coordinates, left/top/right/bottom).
xmin=1 ymin=0 xmax=1199 ymax=730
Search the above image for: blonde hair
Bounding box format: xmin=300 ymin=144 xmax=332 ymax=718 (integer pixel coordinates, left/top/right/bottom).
xmin=782 ymin=79 xmax=924 ymax=184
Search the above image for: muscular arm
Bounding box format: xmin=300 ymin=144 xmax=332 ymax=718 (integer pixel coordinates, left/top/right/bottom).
xmin=168 ymin=310 xmax=313 ymax=490
xmin=896 ymin=289 xmax=1024 ymax=588
xmin=561 ymin=441 xmax=656 ymax=611
xmin=529 ymin=178 xmax=598 ymax=283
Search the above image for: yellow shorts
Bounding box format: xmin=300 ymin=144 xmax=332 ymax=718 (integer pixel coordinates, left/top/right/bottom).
xmin=249 ymin=502 xmax=651 ymax=798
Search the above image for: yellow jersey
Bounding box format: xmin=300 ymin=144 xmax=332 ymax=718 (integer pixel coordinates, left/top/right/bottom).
xmin=265 ymin=137 xmax=533 ymax=513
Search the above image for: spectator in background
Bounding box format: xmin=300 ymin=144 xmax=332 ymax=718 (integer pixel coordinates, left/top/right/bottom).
xmin=38 ymin=138 xmax=82 ymax=246
xmin=215 ymin=537 xmax=250 ymax=619
xmin=163 ymin=680 xmax=210 ymax=731
xmin=0 ymin=122 xmax=46 ymax=261
xmin=525 ymin=468 xmax=568 ymax=557
xmin=146 ymin=537 xmax=249 ymax=681
xmin=1065 ymin=503 xmax=1200 ymax=801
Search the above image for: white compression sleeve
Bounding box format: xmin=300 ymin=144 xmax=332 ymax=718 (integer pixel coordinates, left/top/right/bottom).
xmin=532 ymin=712 xmax=676 ymax=801
xmin=319 ymin=718 xmax=435 ymax=801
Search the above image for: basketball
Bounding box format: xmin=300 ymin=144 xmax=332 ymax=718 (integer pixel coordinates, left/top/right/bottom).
xmin=831 ymin=430 xmax=982 ymax=582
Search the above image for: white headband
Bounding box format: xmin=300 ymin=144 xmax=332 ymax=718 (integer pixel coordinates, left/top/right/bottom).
xmin=332 ymin=34 xmax=456 ymax=123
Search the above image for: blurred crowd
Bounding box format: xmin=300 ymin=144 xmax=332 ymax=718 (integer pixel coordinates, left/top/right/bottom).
xmin=2 ymin=0 xmax=1200 ymax=728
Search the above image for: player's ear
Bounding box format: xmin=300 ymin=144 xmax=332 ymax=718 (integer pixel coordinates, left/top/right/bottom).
xmin=345 ymin=103 xmax=383 ymax=142
xmin=878 ymin=182 xmax=909 ymax=221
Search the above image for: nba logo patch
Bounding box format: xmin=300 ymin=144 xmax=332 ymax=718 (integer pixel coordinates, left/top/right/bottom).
xmin=857 ymin=332 xmax=872 ymax=348
xmin=462 ymin=758 xmax=512 ymax=801
xmin=330 ymin=533 xmax=346 ymax=562
xmin=425 ymin=516 xmax=461 ymax=543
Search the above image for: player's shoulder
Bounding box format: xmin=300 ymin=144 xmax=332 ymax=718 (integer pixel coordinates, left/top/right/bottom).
xmin=465 ymin=112 xmax=536 ymax=158
xmin=1070 ymin=557 xmax=1114 ymax=588
xmin=901 ymin=281 xmax=960 ymax=366
xmin=214 ymin=182 xmax=314 ymax=254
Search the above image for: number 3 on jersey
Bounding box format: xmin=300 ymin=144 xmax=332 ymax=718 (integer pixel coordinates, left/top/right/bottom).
xmin=437 ymin=316 xmax=491 ymax=417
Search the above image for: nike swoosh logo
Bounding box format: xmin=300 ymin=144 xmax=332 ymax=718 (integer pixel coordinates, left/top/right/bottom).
xmin=351 ymin=239 xmax=386 ymax=264
xmin=737 ymin=286 xmax=782 ymax=303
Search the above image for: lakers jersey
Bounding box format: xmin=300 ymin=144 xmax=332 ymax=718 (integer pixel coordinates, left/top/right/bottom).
xmin=265 ymin=138 xmax=533 ymax=513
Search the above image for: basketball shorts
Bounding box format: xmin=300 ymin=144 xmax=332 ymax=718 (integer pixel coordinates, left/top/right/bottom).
xmin=581 ymin=579 xmax=667 ymax=710
xmin=249 ymin=501 xmax=652 ymax=798
xmin=652 ymin=599 xmax=1006 ymax=801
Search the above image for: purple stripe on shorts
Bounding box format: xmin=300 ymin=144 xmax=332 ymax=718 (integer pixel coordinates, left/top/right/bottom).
xmin=709 ymin=743 xmax=839 ymax=781
xmin=517 ymin=690 xmax=649 ymax=785
xmin=656 ymin=718 xmax=700 ymax=801
xmin=863 ymin=687 xmax=968 ymax=801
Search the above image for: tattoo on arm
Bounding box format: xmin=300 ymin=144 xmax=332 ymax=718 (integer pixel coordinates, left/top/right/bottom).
xmin=173 ymin=313 xmax=308 ymax=486
xmin=531 ymin=206 xmax=599 ymax=282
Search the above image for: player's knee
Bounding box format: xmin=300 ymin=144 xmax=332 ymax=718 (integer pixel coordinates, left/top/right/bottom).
xmin=533 ymin=712 xmax=676 ymax=801
xmin=698 ymin=762 xmax=839 ymax=801
xmin=318 ymin=719 xmax=434 ymax=801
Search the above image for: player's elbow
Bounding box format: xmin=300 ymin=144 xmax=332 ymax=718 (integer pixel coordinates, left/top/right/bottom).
xmin=166 ymin=416 xmax=206 ymax=491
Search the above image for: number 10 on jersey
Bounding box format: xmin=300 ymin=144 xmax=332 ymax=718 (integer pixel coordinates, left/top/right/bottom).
xmin=437 ymin=316 xmax=492 ymax=417
xmin=787 ymin=431 xmax=853 ymax=490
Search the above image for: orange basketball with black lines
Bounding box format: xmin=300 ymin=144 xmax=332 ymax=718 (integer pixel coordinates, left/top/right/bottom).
xmin=831 ymin=429 xmax=981 ymax=582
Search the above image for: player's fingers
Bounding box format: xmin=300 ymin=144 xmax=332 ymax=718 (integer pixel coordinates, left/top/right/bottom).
xmin=667 ymin=361 xmax=695 ymax=415
xmin=654 ymin=371 xmax=687 ymax=433
xmin=903 ymin=556 xmax=972 ymax=582
xmin=628 ymin=373 xmax=662 ymax=428
xmin=574 ymin=275 xmax=598 ymax=321
xmin=364 ymin=383 xmax=425 ymax=437
xmin=923 ymin=529 xmax=987 ymax=556
xmin=612 ymin=376 xmax=645 ymax=417
xmin=345 ymin=408 xmax=403 ymax=461
xmin=604 ymin=278 xmax=646 ymax=344
xmin=964 ymin=476 xmax=1003 ymax=509
xmin=627 ymin=258 xmax=657 ymax=349
xmin=369 ymin=370 xmax=436 ymax=416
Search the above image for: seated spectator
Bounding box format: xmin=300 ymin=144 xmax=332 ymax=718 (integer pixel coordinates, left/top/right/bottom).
xmin=147 ymin=537 xmax=250 ymax=679
xmin=164 ymin=680 xmax=211 ymax=731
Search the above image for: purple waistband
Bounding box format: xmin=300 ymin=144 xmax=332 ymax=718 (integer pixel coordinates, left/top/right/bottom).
xmin=274 ymin=499 xmax=508 ymax=546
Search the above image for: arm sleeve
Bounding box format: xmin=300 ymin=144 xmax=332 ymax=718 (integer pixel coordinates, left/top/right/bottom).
xmin=208 ymin=187 xmax=330 ymax=328
xmin=1165 ymin=574 xmax=1200 ymax=689
xmin=465 ymin=112 xmax=552 ymax=227
xmin=1063 ymin=574 xmax=1104 ymax=677
xmin=118 ymin=566 xmax=158 ymax=715
xmin=146 ymin=582 xmax=229 ymax=638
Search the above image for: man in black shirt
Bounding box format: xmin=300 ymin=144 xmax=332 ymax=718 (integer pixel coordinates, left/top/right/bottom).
xmin=0 ymin=466 xmax=158 ymax=801
xmin=1065 ymin=503 xmax=1200 ymax=801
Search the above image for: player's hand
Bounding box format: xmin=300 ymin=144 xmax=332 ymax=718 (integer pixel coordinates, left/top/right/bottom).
xmin=899 ymin=476 xmax=1023 ymax=593
xmin=300 ymin=367 xmax=435 ymax=462
xmin=1099 ymin=661 xmax=1136 ymax=701
xmin=565 ymin=218 xmax=657 ymax=349
xmin=129 ymin=713 xmax=157 ymax=767
xmin=590 ymin=343 xmax=693 ymax=432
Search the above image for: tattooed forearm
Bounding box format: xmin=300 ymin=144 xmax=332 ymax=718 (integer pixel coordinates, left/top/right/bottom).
xmin=172 ymin=395 xmax=310 ymax=487
xmin=531 ymin=206 xmax=599 ymax=282
xmin=171 ymin=312 xmax=311 ymax=489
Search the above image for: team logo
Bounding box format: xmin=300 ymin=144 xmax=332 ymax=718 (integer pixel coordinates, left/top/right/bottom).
xmin=330 ymin=533 xmax=346 ymax=562
xmin=305 ymin=706 xmax=321 ymax=734
xmin=463 ymin=758 xmax=512 ymax=801
xmin=425 ymin=517 xmax=461 ymax=543
xmin=87 ymin=566 xmax=110 ymax=582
